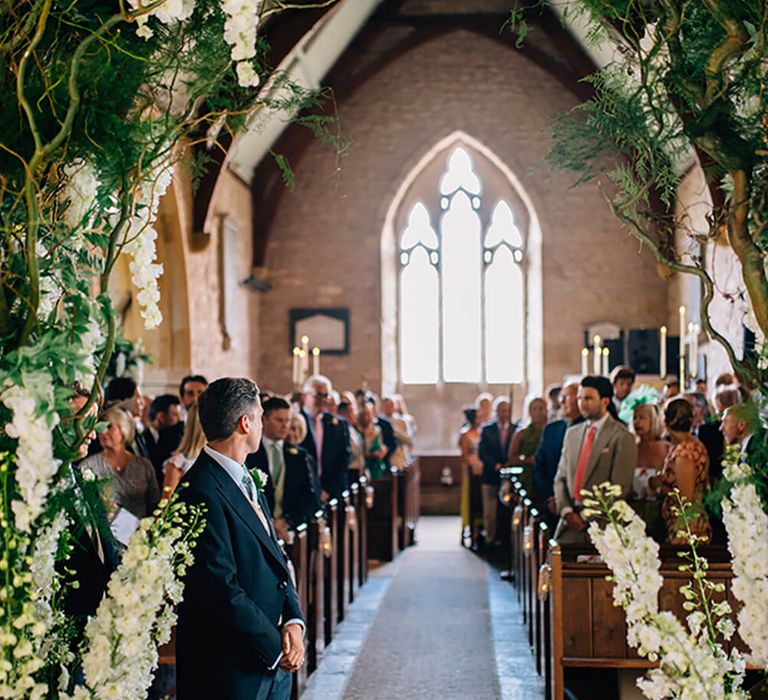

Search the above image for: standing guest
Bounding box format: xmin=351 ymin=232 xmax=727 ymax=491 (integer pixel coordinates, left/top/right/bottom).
xmin=381 ymin=397 xmax=414 ymax=469
xmin=287 ymin=412 xmax=308 ymax=447
xmin=695 ymin=379 xmax=708 ymax=396
xmin=720 ymin=402 xmax=759 ymax=457
xmin=338 ymin=400 xmax=365 ymax=477
xmin=366 ymin=395 xmax=398 ymax=468
xmin=475 ymin=392 xmax=494 ymax=426
xmin=650 ymin=398 xmax=710 ymax=545
xmin=685 ymin=391 xmax=724 ymax=481
xmin=104 ymin=376 xmax=148 ymax=455
xmin=246 ymin=397 xmax=321 ymax=542
xmin=629 ymin=403 xmax=669 ymax=538
xmin=300 ymin=375 xmax=351 ymax=500
xmin=554 ymin=376 xmax=637 ymax=544
xmin=714 ymin=386 xmax=741 ymax=414
xmin=80 ymin=406 xmax=160 ymax=520
xmin=176 ymin=378 xmax=305 ymax=700
xmin=610 ymin=366 xmax=636 ymax=423
xmin=392 ymin=394 xmax=417 ymax=438
xmin=356 ymin=401 xmax=389 ymax=479
xmin=508 ymin=397 xmax=548 ymax=502
xmin=325 ymin=390 xmax=340 ymax=415
xmin=459 ymin=407 xmax=483 ymax=543
xmin=533 ymin=383 xmax=584 ymax=529
xmin=179 ymin=374 xmax=208 ymax=412
xmin=545 ymin=384 xmax=562 ymax=422
xmin=146 ymin=394 xmax=184 ymax=483
xmin=478 ymin=397 xmax=515 ymax=547
xmin=161 ymin=404 xmax=206 ymax=496
xmin=659 ymin=379 xmax=681 ymax=403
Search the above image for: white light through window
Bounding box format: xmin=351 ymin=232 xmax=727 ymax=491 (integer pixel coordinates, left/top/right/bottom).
xmin=400 ymin=247 xmax=439 ymax=383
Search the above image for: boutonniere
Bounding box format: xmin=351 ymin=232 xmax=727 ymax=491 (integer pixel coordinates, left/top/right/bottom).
xmin=251 ymin=468 xmax=269 ymax=491
xmin=331 ymin=417 xmax=339 ymax=426
xmin=287 ymin=447 xmax=299 ymax=456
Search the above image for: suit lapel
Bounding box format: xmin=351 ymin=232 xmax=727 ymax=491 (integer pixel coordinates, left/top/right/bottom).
xmin=206 ymin=460 xmax=288 ymax=572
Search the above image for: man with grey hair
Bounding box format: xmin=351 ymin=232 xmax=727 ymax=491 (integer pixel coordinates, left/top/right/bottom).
xmin=299 ymin=374 xmax=351 ymax=499
xmin=177 ymin=377 xmax=305 ymax=700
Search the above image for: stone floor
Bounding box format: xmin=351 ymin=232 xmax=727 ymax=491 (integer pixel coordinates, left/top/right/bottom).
xmin=301 ymin=516 xmax=544 ymax=700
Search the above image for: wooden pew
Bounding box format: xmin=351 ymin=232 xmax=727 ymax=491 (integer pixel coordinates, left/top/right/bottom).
xmin=524 ymin=506 xmax=541 ymax=651
xmin=348 ymin=483 xmax=361 ymax=604
xmin=307 ymin=510 xmax=327 ymax=671
xmin=367 ymin=468 xmax=399 ymax=561
xmin=283 ymin=524 xmax=308 ymax=699
xmin=358 ymin=475 xmax=370 ymax=585
xmin=397 ymin=459 xmax=420 ymax=550
xmin=510 ymin=486 xmax=527 ymax=606
xmin=547 ymin=542 xmax=740 ymax=700
xmin=324 ymin=499 xmax=339 ymax=645
xmin=336 ymin=490 xmax=352 ymax=623
xmin=536 ymin=521 xmax=552 ymax=697
xmin=519 ymin=498 xmax=533 ymax=627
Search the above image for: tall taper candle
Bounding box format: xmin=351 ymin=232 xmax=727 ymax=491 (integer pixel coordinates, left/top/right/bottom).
xmin=602 ymin=347 xmax=610 ymax=376
xmin=659 ymin=326 xmax=667 ymax=378
xmin=292 ymin=346 xmax=300 ymax=385
xmin=678 ymin=306 xmax=686 ymax=392
xmin=581 ymin=347 xmax=589 ymax=376
xmin=592 ymin=335 xmax=602 ymax=375
xmin=312 ymin=346 xmax=320 ymax=376
xmin=690 ymin=323 xmax=699 ymax=378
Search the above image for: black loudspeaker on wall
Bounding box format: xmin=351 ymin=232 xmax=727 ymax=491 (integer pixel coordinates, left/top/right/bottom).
xmin=626 ymin=328 xmax=681 ymax=376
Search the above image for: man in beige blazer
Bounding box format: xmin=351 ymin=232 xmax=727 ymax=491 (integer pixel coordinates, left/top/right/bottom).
xmin=554 ymin=375 xmax=637 ymax=544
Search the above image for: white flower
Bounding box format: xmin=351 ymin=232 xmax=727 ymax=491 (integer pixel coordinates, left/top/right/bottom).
xmin=63 ymin=160 xmax=100 ymax=229
xmin=235 ymin=61 xmax=260 ymax=87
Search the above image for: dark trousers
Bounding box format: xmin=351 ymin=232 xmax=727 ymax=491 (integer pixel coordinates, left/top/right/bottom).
xmin=255 ymin=669 xmax=292 ymax=700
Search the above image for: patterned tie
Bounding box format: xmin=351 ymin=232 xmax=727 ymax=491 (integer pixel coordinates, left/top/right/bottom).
xmin=241 ymin=465 xmax=256 ymax=503
xmin=271 ymin=441 xmax=283 ymax=485
xmin=572 ymin=425 xmax=597 ymax=504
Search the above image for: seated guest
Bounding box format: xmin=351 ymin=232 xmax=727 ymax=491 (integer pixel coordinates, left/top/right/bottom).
xmin=459 ymin=407 xmax=483 ymax=543
xmin=610 ymin=366 xmax=636 ymax=423
xmin=533 ymin=383 xmax=584 ymax=529
xmin=300 ymin=375 xmax=351 ymax=500
xmin=686 ymin=391 xmax=724 ymax=481
xmin=246 ymin=397 xmax=321 ymax=541
xmin=80 ymin=405 xmax=160 ymax=521
xmin=178 ymin=374 xmax=208 ymax=412
xmin=162 ymin=404 xmax=206 ymax=496
xmin=478 ymin=397 xmax=516 ymax=546
xmin=356 ymin=401 xmax=389 ymax=479
xmin=649 ymin=398 xmax=710 ymax=544
xmin=629 ymin=402 xmax=669 ymax=538
xmin=338 ymin=400 xmax=365 ymax=476
xmin=507 ymin=397 xmax=547 ymax=502
xmin=554 ymin=376 xmax=636 ymax=544
xmin=381 ymin=397 xmax=414 ymax=469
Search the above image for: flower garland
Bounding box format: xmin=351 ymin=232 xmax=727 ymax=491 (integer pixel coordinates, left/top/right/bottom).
xmin=68 ymin=497 xmax=204 ymax=700
xmin=720 ymin=446 xmax=768 ymax=668
xmin=583 ymin=483 xmax=746 ymax=699
xmin=1 ymin=377 xmax=59 ymax=532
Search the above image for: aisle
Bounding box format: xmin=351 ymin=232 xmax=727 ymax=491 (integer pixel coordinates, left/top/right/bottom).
xmin=303 ymin=516 xmax=543 ymax=700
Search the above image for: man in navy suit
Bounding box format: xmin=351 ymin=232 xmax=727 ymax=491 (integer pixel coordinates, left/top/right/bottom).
xmin=533 ymin=383 xmax=584 ymax=528
xmin=478 ymin=397 xmax=516 ymax=545
xmin=300 ymin=375 xmax=351 ymax=500
xmin=177 ymin=378 xmax=305 ymax=700
xmin=246 ymin=397 xmax=321 ymax=541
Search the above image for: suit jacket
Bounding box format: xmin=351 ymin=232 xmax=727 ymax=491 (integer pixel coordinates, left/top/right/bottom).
xmin=478 ymin=420 xmax=516 ymax=487
xmin=375 ymin=416 xmax=398 ymax=467
xmin=299 ymin=408 xmax=351 ymax=498
xmin=533 ymin=417 xmax=585 ymax=503
xmin=554 ymin=415 xmax=637 ymax=541
xmin=176 ymin=451 xmax=304 ymax=699
xmin=697 ymin=421 xmax=724 ymax=482
xmin=246 ymin=443 xmax=321 ymax=529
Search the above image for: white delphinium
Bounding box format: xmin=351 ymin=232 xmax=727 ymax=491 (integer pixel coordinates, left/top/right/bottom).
xmin=63 ymin=160 xmax=100 ymax=229
xmin=584 ymin=483 xmax=747 ymax=699
xmin=1 ymin=377 xmax=60 ymax=532
xmin=123 ymin=161 xmax=174 ymax=329
xmin=75 ymin=312 xmax=105 ymax=386
xmin=220 ymin=0 xmax=263 ymax=86
xmin=720 ymin=447 xmax=768 ymax=668
xmin=128 ymin=0 xmax=196 ymax=39
xmin=70 ymin=500 xmax=201 ymax=700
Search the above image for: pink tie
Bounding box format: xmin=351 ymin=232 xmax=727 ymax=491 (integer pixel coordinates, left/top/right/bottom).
xmin=315 ymin=413 xmax=324 ymax=476
xmin=573 ymin=425 xmax=597 ymax=504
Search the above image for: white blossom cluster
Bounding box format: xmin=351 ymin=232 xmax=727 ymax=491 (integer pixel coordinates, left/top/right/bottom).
xmin=220 ymin=0 xmax=263 ymax=87
xmin=721 ymin=449 xmax=768 ymax=669
xmin=63 ymin=160 xmax=100 ymax=229
xmin=1 ymin=378 xmax=60 ymax=532
xmin=71 ymin=511 xmax=195 ymax=700
xmin=128 ymin=0 xmax=196 ymax=39
xmin=585 ymin=483 xmax=746 ymax=700
xmin=123 ymin=163 xmax=174 ymax=329
xmin=75 ymin=311 xmax=105 ymax=386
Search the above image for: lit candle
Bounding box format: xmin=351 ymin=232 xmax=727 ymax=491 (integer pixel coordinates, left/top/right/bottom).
xmin=292 ymin=346 xmax=301 ymax=385
xmin=299 ymin=349 xmax=308 ymax=382
xmin=602 ymin=346 xmax=610 ymax=376
xmin=312 ymin=346 xmax=320 ymax=376
xmin=659 ymin=326 xmax=667 ymax=379
xmin=678 ymin=306 xmax=686 ymax=392
xmin=592 ymin=334 xmax=601 ymax=375
xmin=690 ymin=323 xmax=699 ymax=378
xmin=581 ymin=347 xmax=589 ymax=376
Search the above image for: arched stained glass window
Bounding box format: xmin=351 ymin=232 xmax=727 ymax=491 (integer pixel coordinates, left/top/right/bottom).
xmin=398 ymin=143 xmax=526 ymax=384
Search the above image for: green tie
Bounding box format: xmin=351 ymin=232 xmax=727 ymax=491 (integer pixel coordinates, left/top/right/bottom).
xmin=241 ymin=465 xmax=255 ymax=503
xmin=271 ymin=442 xmax=283 ymax=485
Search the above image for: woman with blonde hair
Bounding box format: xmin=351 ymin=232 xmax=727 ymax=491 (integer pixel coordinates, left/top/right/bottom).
xmin=80 ymin=405 xmax=160 ymax=520
xmin=161 ymin=404 xmax=206 ymax=496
